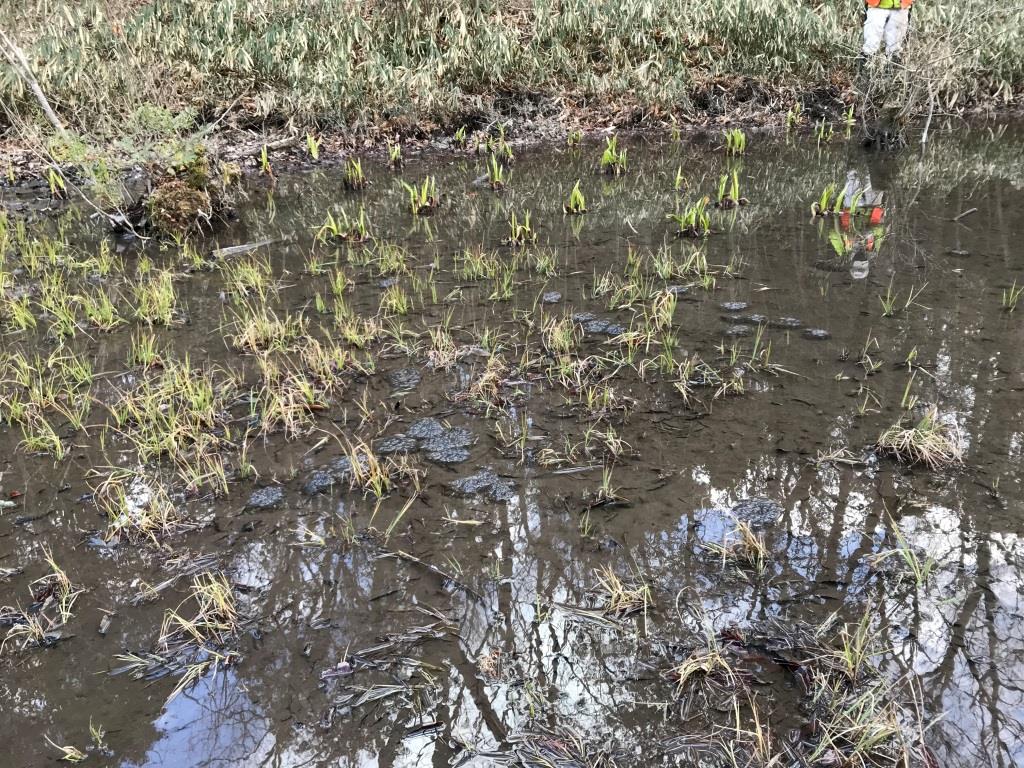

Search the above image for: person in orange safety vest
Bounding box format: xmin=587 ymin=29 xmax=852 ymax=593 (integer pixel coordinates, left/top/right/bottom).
xmin=860 ymin=0 xmax=914 ymax=64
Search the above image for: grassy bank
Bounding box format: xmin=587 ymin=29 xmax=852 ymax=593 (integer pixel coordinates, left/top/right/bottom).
xmin=2 ymin=0 xmax=1023 ymax=163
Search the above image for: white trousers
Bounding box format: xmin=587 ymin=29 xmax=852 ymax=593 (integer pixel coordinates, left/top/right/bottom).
xmin=862 ymin=8 xmax=910 ymax=56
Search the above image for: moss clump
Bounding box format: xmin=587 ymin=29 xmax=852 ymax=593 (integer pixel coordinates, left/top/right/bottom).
xmin=143 ymin=148 xmax=241 ymax=235
xmin=219 ymin=161 xmax=242 ymax=187
xmin=182 ymin=148 xmax=212 ymax=190
xmin=147 ymin=178 xmax=212 ymax=234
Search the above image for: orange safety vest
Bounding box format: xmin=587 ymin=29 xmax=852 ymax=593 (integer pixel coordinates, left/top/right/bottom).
xmin=866 ymin=0 xmax=913 ymax=8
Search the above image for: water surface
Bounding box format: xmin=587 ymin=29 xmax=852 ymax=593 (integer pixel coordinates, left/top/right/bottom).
xmin=2 ymin=124 xmax=1024 ymax=767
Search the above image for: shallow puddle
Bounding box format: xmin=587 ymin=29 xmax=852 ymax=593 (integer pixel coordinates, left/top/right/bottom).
xmin=2 ymin=124 xmax=1024 ymax=767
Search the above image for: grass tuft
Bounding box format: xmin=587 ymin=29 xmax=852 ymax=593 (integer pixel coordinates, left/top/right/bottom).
xmin=594 ymin=565 xmax=652 ymax=619
xmin=876 ymin=405 xmax=964 ymax=469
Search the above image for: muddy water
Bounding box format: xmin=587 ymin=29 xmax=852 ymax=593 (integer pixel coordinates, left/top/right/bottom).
xmin=2 ymin=124 xmax=1024 ymax=767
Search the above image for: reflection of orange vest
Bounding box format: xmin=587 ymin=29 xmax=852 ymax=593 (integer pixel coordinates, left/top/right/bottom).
xmin=839 ymin=207 xmax=885 ymax=231
xmin=866 ymin=0 xmax=913 ymax=8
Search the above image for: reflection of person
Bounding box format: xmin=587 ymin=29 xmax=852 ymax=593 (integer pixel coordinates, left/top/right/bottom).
xmin=859 ymin=0 xmax=914 ymax=65
xmin=842 ymin=170 xmax=883 ymax=211
xmin=848 ymin=236 xmax=876 ymax=280
xmin=838 ymin=170 xmax=887 ymax=279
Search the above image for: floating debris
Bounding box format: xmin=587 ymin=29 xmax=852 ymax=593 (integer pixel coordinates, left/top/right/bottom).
xmin=572 ymin=313 xmax=626 ymax=336
xmin=421 ymin=427 xmax=474 ymax=464
xmin=302 ymin=469 xmax=337 ymax=496
xmin=373 ymin=434 xmax=419 ymax=455
xmin=720 ymin=301 xmax=750 ymax=312
xmin=802 ymin=328 xmax=832 ymax=340
xmin=407 ymin=418 xmax=446 ymax=440
xmin=770 ymin=316 xmax=803 ymax=329
xmin=448 ymin=468 xmax=515 ymax=502
xmin=245 ymin=485 xmax=285 ymax=510
xmin=730 ymin=498 xmax=784 ymax=528
xmin=723 ymin=313 xmax=769 ymax=326
xmin=388 ymin=367 xmax=422 ymax=393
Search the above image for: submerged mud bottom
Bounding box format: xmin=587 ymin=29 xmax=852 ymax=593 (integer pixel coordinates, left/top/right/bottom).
xmin=1 ymin=125 xmax=1024 ymax=767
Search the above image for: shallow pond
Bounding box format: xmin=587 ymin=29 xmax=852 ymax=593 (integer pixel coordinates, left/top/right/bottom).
xmin=2 ymin=123 xmax=1024 ymax=767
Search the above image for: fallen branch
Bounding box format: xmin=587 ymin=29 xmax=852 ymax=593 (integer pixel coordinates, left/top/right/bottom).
xmin=0 ymin=27 xmax=67 ymax=139
xmin=226 ymin=134 xmax=301 ymax=161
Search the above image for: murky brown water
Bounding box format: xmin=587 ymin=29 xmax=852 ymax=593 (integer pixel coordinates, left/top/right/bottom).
xmin=2 ymin=124 xmax=1024 ymax=767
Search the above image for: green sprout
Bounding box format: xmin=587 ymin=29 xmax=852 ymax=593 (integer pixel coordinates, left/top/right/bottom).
xmin=564 ymin=180 xmax=587 ymax=214
xmin=600 ymin=135 xmax=627 ymax=176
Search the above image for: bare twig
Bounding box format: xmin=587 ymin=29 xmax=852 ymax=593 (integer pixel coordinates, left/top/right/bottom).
xmin=920 ymin=83 xmax=935 ymax=146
